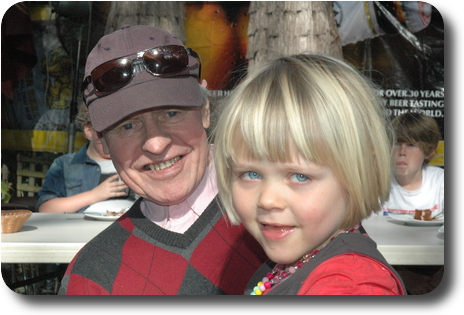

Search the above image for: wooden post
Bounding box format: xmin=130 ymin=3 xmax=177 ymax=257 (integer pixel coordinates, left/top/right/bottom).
xmin=246 ymin=1 xmax=342 ymax=70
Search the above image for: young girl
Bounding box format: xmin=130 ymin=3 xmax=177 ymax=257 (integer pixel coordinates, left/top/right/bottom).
xmin=214 ymin=54 xmax=406 ymax=295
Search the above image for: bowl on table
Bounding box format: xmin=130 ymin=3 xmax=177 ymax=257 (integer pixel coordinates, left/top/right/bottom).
xmin=1 ymin=209 xmax=32 ymax=233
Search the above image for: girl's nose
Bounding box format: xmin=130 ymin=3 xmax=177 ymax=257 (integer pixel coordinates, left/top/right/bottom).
xmin=257 ymin=183 xmax=286 ymax=211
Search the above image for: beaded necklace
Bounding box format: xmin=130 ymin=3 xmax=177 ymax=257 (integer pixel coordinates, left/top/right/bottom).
xmin=250 ymin=223 xmax=361 ymax=295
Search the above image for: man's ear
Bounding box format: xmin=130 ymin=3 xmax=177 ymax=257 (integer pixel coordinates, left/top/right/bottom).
xmin=202 ymin=101 xmax=211 ymax=129
xmin=200 ymin=79 xmax=210 ymax=129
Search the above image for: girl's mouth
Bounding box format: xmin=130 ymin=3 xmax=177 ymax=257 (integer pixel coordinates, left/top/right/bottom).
xmin=144 ymin=156 xmax=182 ymax=171
xmin=261 ymin=223 xmax=295 ymax=241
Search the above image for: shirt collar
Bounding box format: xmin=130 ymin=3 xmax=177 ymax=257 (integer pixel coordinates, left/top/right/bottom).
xmin=141 ymin=146 xmax=218 ymax=233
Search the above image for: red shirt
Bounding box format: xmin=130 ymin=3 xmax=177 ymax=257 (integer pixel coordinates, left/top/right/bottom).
xmin=299 ymin=253 xmax=405 ymax=295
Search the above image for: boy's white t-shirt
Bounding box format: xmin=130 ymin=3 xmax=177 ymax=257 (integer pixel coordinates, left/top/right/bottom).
xmin=382 ymin=165 xmax=444 ymax=217
xmin=95 ymin=159 xmax=117 ymax=175
xmin=88 ymin=159 xmax=136 ymax=211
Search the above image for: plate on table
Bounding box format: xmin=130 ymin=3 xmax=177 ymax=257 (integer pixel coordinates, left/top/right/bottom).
xmin=388 ymin=213 xmax=444 ymax=226
xmin=84 ymin=199 xmax=134 ymax=221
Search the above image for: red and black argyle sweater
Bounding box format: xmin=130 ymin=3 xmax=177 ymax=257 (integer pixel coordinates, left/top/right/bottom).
xmin=59 ymin=198 xmax=267 ymax=295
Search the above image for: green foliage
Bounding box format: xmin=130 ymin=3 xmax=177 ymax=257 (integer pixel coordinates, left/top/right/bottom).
xmin=1 ymin=181 xmax=12 ymax=203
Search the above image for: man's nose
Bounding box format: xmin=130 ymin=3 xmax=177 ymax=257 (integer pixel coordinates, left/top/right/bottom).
xmin=141 ymin=121 xmax=173 ymax=155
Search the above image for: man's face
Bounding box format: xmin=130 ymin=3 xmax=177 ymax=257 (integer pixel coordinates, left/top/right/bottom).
xmin=101 ymin=105 xmax=210 ymax=205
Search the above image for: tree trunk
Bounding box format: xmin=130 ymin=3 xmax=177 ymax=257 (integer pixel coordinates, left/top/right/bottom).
xmin=104 ymin=1 xmax=186 ymax=41
xmin=247 ymin=1 xmax=342 ymax=69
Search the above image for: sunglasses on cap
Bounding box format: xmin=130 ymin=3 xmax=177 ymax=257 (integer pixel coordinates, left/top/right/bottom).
xmin=82 ymin=45 xmax=201 ymax=102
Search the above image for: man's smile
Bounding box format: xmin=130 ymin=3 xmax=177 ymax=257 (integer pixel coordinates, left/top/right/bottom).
xmin=144 ymin=156 xmax=183 ymax=171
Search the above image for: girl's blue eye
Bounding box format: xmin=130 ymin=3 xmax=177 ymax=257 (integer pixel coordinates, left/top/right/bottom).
xmin=291 ymin=174 xmax=309 ymax=183
xmin=243 ymin=171 xmax=261 ymax=180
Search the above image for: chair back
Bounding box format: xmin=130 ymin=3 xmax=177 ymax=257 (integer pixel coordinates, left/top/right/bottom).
xmin=16 ymin=153 xmax=52 ymax=197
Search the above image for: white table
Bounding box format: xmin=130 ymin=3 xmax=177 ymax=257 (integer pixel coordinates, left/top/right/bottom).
xmin=2 ymin=213 xmax=444 ymax=266
xmin=1 ymin=213 xmax=112 ymax=263
xmin=362 ymin=215 xmax=444 ymax=265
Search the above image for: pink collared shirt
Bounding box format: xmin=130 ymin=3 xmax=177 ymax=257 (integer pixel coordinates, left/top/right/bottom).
xmin=141 ymin=148 xmax=218 ymax=233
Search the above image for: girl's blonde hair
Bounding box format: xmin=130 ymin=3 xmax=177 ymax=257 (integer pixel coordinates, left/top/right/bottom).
xmin=214 ymin=54 xmax=394 ymax=229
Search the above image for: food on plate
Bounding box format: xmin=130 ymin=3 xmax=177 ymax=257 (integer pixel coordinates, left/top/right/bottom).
xmin=414 ymin=209 xmax=432 ymax=221
xmin=106 ymin=208 xmax=128 ymax=217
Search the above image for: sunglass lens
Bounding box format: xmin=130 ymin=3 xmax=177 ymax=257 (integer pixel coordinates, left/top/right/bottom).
xmin=92 ymin=59 xmax=133 ymax=94
xmin=144 ymin=45 xmax=188 ymax=75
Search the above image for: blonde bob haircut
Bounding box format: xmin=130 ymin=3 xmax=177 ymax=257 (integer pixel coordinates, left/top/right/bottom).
xmin=214 ymin=54 xmax=394 ymax=229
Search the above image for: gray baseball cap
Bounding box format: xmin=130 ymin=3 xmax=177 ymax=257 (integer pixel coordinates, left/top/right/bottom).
xmin=82 ymin=25 xmax=202 ymax=132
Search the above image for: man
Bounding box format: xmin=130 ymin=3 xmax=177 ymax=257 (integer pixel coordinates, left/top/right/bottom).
xmin=59 ymin=25 xmax=266 ymax=295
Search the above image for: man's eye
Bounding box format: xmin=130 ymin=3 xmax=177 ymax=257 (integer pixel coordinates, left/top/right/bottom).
xmin=111 ymin=121 xmax=142 ymax=137
xmin=157 ymin=109 xmax=189 ymax=123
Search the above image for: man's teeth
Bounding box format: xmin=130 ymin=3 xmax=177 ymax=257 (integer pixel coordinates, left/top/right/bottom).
xmin=147 ymin=157 xmax=181 ymax=171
